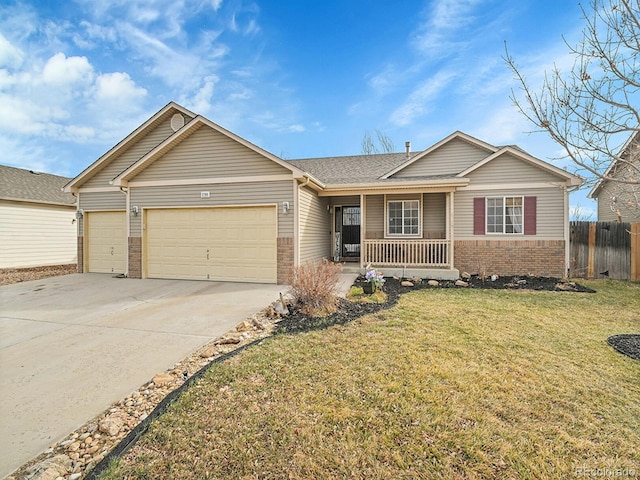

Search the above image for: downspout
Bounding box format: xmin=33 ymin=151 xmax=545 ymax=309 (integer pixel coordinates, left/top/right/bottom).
xmin=120 ymin=187 xmax=129 ymax=277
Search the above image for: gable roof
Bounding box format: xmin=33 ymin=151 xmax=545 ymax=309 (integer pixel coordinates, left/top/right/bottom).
xmin=111 ymin=115 xmax=309 ymax=186
xmin=1 ymin=165 xmax=76 ymax=206
xmin=380 ymin=131 xmax=498 ymax=179
xmin=64 ymin=102 xmax=196 ymax=192
xmin=458 ymin=146 xmax=583 ymax=185
xmin=588 ymin=130 xmax=639 ymax=199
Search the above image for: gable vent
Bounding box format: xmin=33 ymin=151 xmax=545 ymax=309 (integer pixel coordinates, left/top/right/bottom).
xmin=170 ymin=113 xmax=185 ymax=132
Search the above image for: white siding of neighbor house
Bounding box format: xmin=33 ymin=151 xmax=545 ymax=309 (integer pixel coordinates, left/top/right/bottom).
xmin=466 ymin=153 xmax=564 ymax=184
xmin=82 ymin=114 xmax=189 ymax=188
xmin=392 ymin=138 xmax=491 ymax=177
xmin=454 ymin=186 xmax=566 ymax=239
xmin=132 ymin=126 xmax=291 ymax=181
xmin=298 ymin=186 xmax=331 ymax=264
xmin=129 ymin=181 xmax=294 ymax=238
xmin=0 ymin=201 xmax=77 ymax=268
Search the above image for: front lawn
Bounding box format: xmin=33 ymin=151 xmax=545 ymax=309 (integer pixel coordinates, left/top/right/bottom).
xmin=102 ymin=281 xmax=639 ymax=479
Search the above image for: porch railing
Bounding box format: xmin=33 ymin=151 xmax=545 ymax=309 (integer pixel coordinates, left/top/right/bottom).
xmin=363 ymin=239 xmax=451 ymax=268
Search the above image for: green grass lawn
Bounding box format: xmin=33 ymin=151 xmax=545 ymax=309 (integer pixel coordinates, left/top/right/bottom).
xmin=102 ymin=281 xmax=639 ymax=479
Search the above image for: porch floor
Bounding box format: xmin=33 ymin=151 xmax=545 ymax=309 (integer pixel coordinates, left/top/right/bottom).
xmin=340 ymin=265 xmax=460 ymax=281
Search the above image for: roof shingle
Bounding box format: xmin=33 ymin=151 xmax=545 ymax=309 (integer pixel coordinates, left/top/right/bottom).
xmin=0 ymin=165 xmax=76 ymax=205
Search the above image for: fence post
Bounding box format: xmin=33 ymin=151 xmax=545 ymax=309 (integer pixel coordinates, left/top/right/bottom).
xmin=587 ymin=222 xmax=596 ymax=279
xmin=632 ymin=223 xmax=640 ymax=282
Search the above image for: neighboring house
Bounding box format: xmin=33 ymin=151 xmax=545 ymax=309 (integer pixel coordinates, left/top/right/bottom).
xmin=63 ymin=102 xmax=582 ymax=284
xmin=1 ymin=165 xmax=77 ymax=269
xmin=589 ymin=130 xmax=640 ymax=222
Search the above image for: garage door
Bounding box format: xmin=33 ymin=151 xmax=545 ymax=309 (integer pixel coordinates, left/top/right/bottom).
xmin=145 ymin=206 xmax=277 ymax=283
xmin=86 ymin=211 xmax=126 ymax=274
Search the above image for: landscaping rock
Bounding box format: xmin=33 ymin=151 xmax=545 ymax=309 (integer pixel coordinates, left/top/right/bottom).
xmin=410 ymin=277 xmax=423 ymax=284
xmin=235 ymin=320 xmax=253 ymax=332
xmin=428 ymin=280 xmax=439 ymax=287
xmin=461 ymin=272 xmax=471 ymax=280
xmin=455 ymin=280 xmax=469 ymax=287
xmin=401 ymin=281 xmax=414 ymax=287
xmin=216 ymin=337 xmax=241 ymax=345
xmin=152 ymin=373 xmax=173 ymax=387
xmin=490 ymin=274 xmax=499 ymax=281
xmin=98 ymin=412 xmax=128 ymax=437
xmin=199 ymin=345 xmax=219 ymax=358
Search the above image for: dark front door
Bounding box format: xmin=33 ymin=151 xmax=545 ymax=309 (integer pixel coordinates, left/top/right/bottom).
xmin=335 ymin=206 xmax=361 ymax=260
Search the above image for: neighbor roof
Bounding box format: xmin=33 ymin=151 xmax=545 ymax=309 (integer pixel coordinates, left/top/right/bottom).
xmin=0 ymin=165 xmax=76 ymax=206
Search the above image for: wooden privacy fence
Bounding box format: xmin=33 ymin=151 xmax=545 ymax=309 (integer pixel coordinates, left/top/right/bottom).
xmin=570 ymin=221 xmax=640 ymax=281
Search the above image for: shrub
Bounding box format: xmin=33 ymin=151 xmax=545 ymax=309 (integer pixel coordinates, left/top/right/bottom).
xmin=289 ymin=259 xmax=342 ymax=317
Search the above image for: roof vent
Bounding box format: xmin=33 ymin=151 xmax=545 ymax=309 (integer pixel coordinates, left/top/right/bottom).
xmin=170 ymin=113 xmax=185 ymax=132
xmin=405 ymin=141 xmax=411 ymax=158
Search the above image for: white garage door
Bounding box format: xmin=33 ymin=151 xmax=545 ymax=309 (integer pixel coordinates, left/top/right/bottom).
xmin=86 ymin=211 xmax=126 ymax=274
xmin=145 ymin=206 xmax=277 ymax=283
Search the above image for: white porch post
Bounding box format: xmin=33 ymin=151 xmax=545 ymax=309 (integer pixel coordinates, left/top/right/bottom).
xmin=360 ymin=193 xmax=365 ymax=269
xmin=448 ymin=191 xmax=455 ymax=269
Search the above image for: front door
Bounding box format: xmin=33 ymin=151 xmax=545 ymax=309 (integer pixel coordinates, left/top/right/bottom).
xmin=334 ymin=206 xmax=361 ymax=261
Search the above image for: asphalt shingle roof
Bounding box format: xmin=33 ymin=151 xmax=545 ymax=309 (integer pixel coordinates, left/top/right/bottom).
xmin=0 ymin=165 xmax=76 ymax=205
xmin=286 ymin=152 xmax=461 ymax=185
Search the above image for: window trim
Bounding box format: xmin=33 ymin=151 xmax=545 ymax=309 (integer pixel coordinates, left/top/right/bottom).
xmin=384 ymin=195 xmax=422 ymax=238
xmin=485 ymin=195 xmax=524 ymax=235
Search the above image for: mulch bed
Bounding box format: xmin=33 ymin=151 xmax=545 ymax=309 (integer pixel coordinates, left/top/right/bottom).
xmin=275 ymin=275 xmax=595 ymax=335
xmin=607 ymin=334 xmax=640 ymax=361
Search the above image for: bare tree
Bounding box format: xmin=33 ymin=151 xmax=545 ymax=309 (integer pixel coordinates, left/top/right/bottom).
xmin=361 ymin=129 xmax=395 ymax=155
xmin=504 ymin=0 xmax=640 ymax=218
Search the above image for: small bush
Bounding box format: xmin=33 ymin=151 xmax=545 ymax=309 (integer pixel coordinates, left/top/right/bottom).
xmin=289 ymin=259 xmax=342 ymax=317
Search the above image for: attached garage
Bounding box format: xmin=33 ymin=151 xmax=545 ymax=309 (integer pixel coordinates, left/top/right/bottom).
xmin=85 ymin=211 xmax=126 ymax=274
xmin=144 ymin=206 xmax=277 ymax=283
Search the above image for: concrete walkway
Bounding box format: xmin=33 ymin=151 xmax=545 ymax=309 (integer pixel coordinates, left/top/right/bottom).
xmin=0 ymin=274 xmax=286 ymax=478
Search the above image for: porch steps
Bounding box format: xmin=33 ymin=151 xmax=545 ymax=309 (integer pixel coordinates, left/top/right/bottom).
xmin=340 ymin=265 xmax=460 ymax=281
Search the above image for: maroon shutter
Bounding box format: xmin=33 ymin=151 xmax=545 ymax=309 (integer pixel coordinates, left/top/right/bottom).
xmin=473 ymin=197 xmax=485 ymax=235
xmin=524 ymin=196 xmax=537 ymax=235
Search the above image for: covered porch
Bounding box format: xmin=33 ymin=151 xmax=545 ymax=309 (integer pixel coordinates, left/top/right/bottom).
xmin=322 ymin=187 xmax=460 ymax=280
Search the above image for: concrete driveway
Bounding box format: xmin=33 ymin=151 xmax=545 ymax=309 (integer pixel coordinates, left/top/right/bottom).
xmin=0 ymin=274 xmax=286 ymax=478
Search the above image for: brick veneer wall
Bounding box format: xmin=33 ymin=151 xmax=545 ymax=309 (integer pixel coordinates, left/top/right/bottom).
xmin=277 ymin=237 xmax=294 ymax=284
xmin=77 ymin=237 xmax=84 ymax=273
xmin=128 ymin=237 xmax=142 ymax=279
xmin=454 ymin=240 xmax=566 ymax=277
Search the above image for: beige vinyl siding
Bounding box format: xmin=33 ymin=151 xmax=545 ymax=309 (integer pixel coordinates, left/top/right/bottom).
xmin=82 ymin=116 xmax=182 ymax=188
xmin=78 ymin=191 xmax=126 ymax=237
xmin=365 ymin=194 xmax=384 ymax=239
xmin=424 ymin=193 xmax=446 ymax=237
xmin=455 ymin=187 xmax=566 ymax=239
xmin=393 ymin=138 xmax=490 ymax=177
xmin=329 ymin=196 xmax=360 ymax=206
xmin=594 ymin=180 xmax=640 ymax=222
xmin=132 ymin=127 xmax=291 ymax=181
xmin=298 ymin=186 xmax=331 ymax=263
xmin=466 ymin=154 xmax=565 ymax=184
xmin=0 ymin=201 xmax=77 ymax=268
xmin=129 ymin=181 xmax=294 ymax=238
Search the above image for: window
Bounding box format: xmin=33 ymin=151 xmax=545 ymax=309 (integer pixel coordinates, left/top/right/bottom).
xmin=486 ymin=196 xmax=523 ymax=234
xmin=387 ymin=199 xmax=420 ymax=236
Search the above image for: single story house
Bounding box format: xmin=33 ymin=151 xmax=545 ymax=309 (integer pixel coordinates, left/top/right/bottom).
xmin=1 ymin=165 xmax=77 ymax=268
xmin=64 ymin=102 xmax=582 ymax=284
xmin=589 ymin=130 xmax=640 ymax=222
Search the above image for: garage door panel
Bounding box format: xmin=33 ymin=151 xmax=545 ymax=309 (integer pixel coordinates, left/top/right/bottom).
xmin=146 ymin=207 xmax=277 ymax=283
xmin=87 ymin=211 xmax=126 ymax=274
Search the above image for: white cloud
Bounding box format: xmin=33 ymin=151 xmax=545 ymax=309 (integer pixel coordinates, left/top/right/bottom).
xmin=287 ymin=124 xmax=305 ymax=133
xmin=42 ymin=52 xmax=94 ymax=86
xmin=390 ymin=71 xmax=456 ymax=126
xmin=95 ymin=72 xmax=147 ymax=101
xmin=0 ymin=33 xmax=24 ymax=69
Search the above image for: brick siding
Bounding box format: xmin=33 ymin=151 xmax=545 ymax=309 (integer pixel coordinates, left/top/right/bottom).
xmin=277 ymin=237 xmax=294 ymax=284
xmin=454 ymin=240 xmax=566 ymax=277
xmin=128 ymin=237 xmax=142 ymax=279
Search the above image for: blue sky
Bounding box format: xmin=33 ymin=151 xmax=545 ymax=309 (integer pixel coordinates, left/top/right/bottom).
xmin=0 ymin=0 xmax=597 ymax=217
